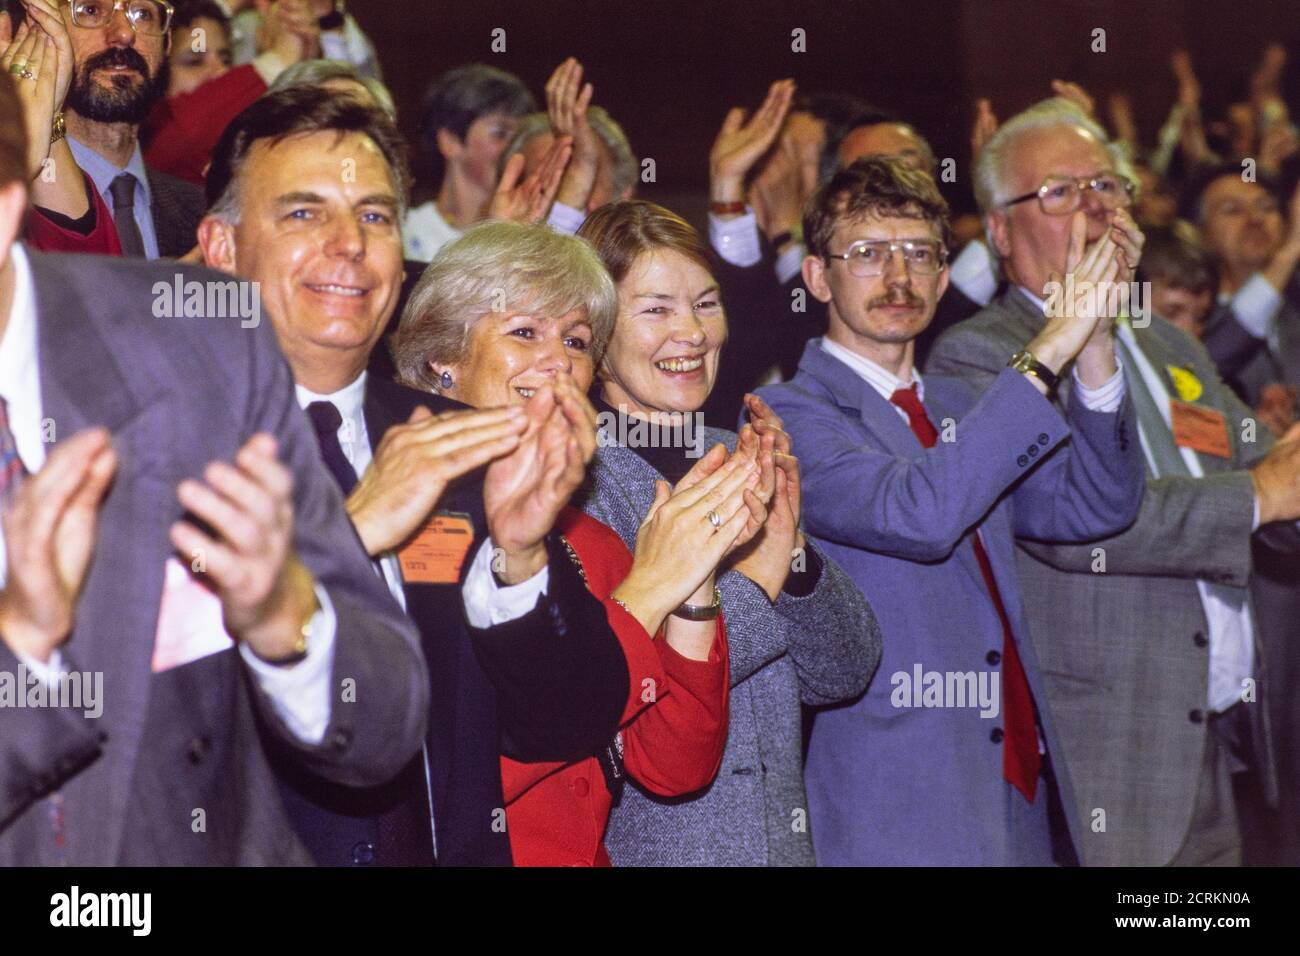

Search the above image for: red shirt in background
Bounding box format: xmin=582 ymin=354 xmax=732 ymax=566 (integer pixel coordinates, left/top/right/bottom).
xmin=143 ymin=64 xmax=268 ymax=187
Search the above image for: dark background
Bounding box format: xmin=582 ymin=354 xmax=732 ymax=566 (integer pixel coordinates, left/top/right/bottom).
xmin=353 ymin=0 xmax=1300 ymax=213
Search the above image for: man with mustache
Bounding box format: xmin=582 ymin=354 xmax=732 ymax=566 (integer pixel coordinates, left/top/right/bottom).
xmin=23 ymin=0 xmax=203 ymax=257
xmin=756 ymin=155 xmax=1144 ymax=864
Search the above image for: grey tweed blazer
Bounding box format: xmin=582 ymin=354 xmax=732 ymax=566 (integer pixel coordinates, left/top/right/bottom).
xmin=927 ymin=287 xmax=1300 ymax=866
xmin=575 ymin=426 xmax=882 ymax=866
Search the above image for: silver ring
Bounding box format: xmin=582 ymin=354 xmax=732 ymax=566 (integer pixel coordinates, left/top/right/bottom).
xmin=706 ymin=509 xmax=721 ymax=529
xmin=17 ymin=68 xmax=35 ymax=81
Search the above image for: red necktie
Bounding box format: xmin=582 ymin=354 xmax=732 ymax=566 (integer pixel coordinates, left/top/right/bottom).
xmin=889 ymin=384 xmax=1041 ymax=802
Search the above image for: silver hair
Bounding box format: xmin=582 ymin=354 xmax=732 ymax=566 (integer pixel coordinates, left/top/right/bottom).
xmin=498 ymin=108 xmax=638 ymax=200
xmin=974 ymin=97 xmax=1136 ymax=216
xmin=391 ymin=221 xmax=618 ymax=391
xmin=267 ymin=59 xmax=398 ymax=120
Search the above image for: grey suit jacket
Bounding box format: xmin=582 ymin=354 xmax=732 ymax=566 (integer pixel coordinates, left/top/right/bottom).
xmin=0 ymin=250 xmax=428 ymax=865
xmin=574 ymin=429 xmax=882 ymax=866
xmin=927 ymin=286 xmax=1300 ymax=866
xmin=145 ymin=168 xmax=205 ymax=259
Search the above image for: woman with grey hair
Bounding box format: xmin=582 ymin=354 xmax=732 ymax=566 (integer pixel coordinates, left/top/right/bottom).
xmin=392 ymin=220 xmax=766 ymax=866
xmin=574 ymin=200 xmax=884 ymax=866
xmin=267 ymin=59 xmax=397 ymax=119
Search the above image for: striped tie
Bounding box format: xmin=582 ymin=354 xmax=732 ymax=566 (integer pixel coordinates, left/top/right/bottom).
xmin=0 ymin=397 xmax=24 ymax=509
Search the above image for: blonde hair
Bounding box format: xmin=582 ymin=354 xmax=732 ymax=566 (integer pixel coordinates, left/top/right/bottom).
xmin=392 ymin=221 xmax=617 ymax=390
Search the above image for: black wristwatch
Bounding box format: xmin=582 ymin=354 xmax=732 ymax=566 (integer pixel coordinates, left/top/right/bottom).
xmin=1008 ymin=349 xmax=1060 ymax=394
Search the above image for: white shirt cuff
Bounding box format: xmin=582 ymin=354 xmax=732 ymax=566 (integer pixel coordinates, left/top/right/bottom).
xmin=708 ymin=210 xmax=763 ymax=268
xmin=1072 ymin=362 xmax=1126 ymax=412
xmin=15 ymin=647 xmax=65 ymax=687
xmin=774 ymin=241 xmax=806 ymax=285
xmin=461 ymin=537 xmax=550 ymax=628
xmin=239 ymin=583 xmax=337 ymax=745
xmin=1230 ymin=272 xmax=1284 ymax=340
xmin=948 ymin=240 xmax=998 ymax=307
xmin=547 ymin=202 xmax=586 ymax=236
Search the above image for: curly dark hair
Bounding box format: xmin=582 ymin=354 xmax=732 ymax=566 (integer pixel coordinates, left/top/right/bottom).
xmin=804 ymin=156 xmax=952 ymax=260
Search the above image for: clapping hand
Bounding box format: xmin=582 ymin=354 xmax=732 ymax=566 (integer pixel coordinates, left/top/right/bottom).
xmin=483 ymin=371 xmax=596 ymax=584
xmin=2 ymin=0 xmax=72 ymax=180
xmin=349 ymin=404 xmax=528 ymax=555
xmin=613 ymin=449 xmax=758 ymax=637
xmin=710 ymin=79 xmax=796 ymax=210
xmin=170 ymin=434 xmax=319 ymax=664
xmin=487 ymin=135 xmax=573 ymax=224
xmin=546 ymin=57 xmax=600 ymax=211
xmin=0 ymin=429 xmax=117 ymax=664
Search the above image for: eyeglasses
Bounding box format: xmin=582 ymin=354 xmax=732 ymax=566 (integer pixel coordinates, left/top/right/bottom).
xmin=824 ymin=239 xmax=947 ymax=277
xmin=68 ymin=0 xmax=174 ymax=36
xmin=1001 ymin=173 xmax=1135 ymax=216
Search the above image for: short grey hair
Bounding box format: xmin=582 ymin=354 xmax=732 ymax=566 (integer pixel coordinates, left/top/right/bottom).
xmin=392 ymin=221 xmax=618 ymax=390
xmin=974 ymin=97 xmax=1136 ymax=216
xmin=499 ymin=108 xmax=638 ymax=199
xmin=267 ymin=59 xmax=397 ymax=120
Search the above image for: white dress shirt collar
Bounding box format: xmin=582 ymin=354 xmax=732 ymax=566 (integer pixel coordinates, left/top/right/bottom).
xmin=0 ymin=244 xmax=46 ymax=472
xmin=820 ymin=335 xmax=923 ymax=407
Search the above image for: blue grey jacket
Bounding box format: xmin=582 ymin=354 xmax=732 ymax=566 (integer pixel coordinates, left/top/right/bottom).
xmin=575 ymin=424 xmax=882 ymax=866
xmin=758 ymin=338 xmax=1145 ymax=865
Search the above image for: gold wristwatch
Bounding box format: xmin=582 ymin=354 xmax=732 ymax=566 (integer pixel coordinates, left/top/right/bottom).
xmin=1008 ymin=349 xmax=1059 ymax=393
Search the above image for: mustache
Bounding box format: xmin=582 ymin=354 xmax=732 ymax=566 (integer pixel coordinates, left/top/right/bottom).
xmin=81 ymin=46 xmax=152 ymax=78
xmin=867 ymin=290 xmax=925 ymax=310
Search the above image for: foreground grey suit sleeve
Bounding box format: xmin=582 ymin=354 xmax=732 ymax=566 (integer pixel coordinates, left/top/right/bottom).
xmin=928 ymin=320 xmax=1299 ymax=584
xmin=238 ymin=311 xmax=429 ymax=788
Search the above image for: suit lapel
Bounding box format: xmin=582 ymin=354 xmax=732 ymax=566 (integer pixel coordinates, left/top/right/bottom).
xmin=1130 ymin=322 xmax=1237 ymax=476
xmin=798 ymin=340 xmax=923 ymax=460
xmin=32 ymin=255 xmax=172 ymax=865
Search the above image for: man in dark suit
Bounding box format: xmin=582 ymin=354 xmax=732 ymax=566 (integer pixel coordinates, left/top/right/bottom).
xmin=0 ymin=72 xmax=429 ymax=865
xmin=198 ymin=87 xmax=630 ymax=866
xmin=21 ymin=0 xmax=205 ymax=256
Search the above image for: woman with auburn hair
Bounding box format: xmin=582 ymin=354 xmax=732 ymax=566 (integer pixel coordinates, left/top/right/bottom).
xmin=573 ymin=200 xmax=883 ymax=866
xmin=393 ymin=220 xmax=762 ymax=866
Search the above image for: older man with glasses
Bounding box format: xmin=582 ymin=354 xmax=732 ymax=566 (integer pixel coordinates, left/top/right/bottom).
xmin=928 ymin=96 xmax=1300 ymax=867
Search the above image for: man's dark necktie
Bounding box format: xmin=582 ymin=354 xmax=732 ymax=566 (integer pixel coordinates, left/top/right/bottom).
xmin=108 ymin=174 xmax=146 ymax=259
xmin=890 ymin=383 xmax=1042 ymax=802
xmin=306 ymin=401 xmax=357 ymax=494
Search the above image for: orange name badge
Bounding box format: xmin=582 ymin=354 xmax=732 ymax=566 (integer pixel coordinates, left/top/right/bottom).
xmin=398 ymin=511 xmax=476 ymax=584
xmin=1170 ymin=400 xmax=1231 ymax=458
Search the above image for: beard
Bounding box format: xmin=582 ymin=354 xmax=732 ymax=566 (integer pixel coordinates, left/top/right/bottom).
xmin=65 ymin=46 xmax=168 ymax=125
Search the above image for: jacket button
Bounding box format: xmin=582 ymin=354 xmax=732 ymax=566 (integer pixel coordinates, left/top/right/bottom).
xmin=986 ymin=649 xmax=1001 ymax=666
xmin=1192 ymin=632 xmax=1208 ymax=648
xmin=1028 ymin=445 xmax=1039 ymax=457
xmin=573 ymin=777 xmax=590 ymax=798
xmin=1189 ymin=709 xmax=1205 ymax=724
xmin=351 ymin=841 xmax=376 ymax=865
xmin=990 ymin=728 xmax=1004 ymax=743
xmin=1017 ymin=455 xmax=1028 ymax=467
xmin=1038 ymin=433 xmax=1049 ymax=445
xmin=187 ymin=736 xmax=211 ymax=764
xmin=330 ymin=729 xmax=351 ymax=752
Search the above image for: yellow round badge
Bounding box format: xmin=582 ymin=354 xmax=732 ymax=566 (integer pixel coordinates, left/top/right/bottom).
xmin=1167 ymin=365 xmax=1203 ymax=403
